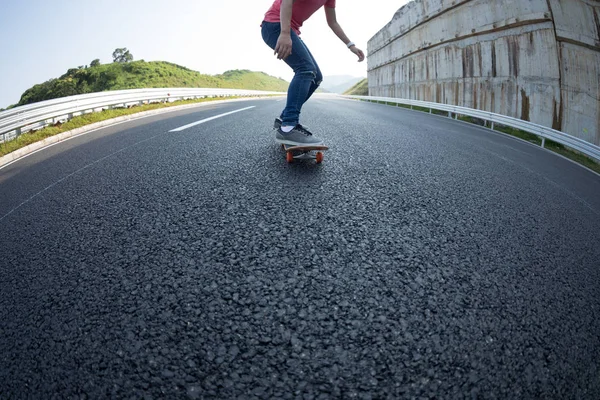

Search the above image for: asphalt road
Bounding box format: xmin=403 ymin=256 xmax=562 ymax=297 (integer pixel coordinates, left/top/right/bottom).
xmin=1 ymin=96 xmax=599 ymax=399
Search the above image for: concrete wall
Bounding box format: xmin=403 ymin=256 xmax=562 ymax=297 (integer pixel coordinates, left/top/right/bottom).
xmin=367 ymin=0 xmax=600 ymax=145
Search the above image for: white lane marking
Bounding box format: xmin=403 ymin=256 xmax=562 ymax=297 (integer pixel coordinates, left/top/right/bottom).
xmin=477 ymin=146 xmax=600 ymax=216
xmin=0 ymin=104 xmax=258 ymax=222
xmin=0 ymin=101 xmax=258 ymax=172
xmin=169 ymin=106 xmax=255 ymax=132
xmin=0 ymin=134 xmax=161 ymax=223
xmin=0 ymin=118 xmax=146 ymax=172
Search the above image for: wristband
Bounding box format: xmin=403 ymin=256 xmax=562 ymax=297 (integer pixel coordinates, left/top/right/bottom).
xmin=346 ymin=41 xmax=355 ymax=48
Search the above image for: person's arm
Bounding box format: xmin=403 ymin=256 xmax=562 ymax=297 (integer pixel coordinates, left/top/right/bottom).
xmin=325 ymin=7 xmax=365 ymax=62
xmin=274 ymin=0 xmax=295 ymax=60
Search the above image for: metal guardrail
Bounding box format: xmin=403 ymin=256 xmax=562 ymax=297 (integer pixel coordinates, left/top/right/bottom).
xmin=342 ymin=95 xmax=600 ymax=163
xmin=2 ymin=90 xmax=598 ymax=164
xmin=0 ymin=88 xmax=284 ymax=143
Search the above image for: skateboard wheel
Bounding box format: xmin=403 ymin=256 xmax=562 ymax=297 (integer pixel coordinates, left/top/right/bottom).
xmin=286 ymin=151 xmax=294 ymax=163
xmin=316 ymin=152 xmax=324 ymax=164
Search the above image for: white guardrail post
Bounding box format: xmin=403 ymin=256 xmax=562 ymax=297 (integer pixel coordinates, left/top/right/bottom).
xmin=0 ymin=88 xmax=285 ymax=144
xmin=341 ymin=95 xmax=600 ymax=163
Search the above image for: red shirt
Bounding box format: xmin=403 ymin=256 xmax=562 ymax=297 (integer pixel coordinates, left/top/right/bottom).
xmin=263 ymin=0 xmax=336 ymax=35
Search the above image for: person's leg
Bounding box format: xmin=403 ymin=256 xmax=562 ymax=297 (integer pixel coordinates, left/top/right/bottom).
xmin=300 ymin=38 xmax=323 ymax=105
xmin=273 ymin=41 xmax=321 ymax=128
xmin=262 ymin=22 xmax=319 ymax=127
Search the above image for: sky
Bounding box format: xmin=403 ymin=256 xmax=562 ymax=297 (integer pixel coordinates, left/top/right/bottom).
xmin=0 ymin=0 xmax=411 ymax=108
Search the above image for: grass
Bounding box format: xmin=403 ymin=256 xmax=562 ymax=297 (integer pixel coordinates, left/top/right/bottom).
xmin=457 ymin=115 xmax=485 ymax=127
xmin=361 ymin=98 xmax=600 ymax=174
xmin=492 ymin=124 xmax=542 ymax=145
xmin=0 ymin=95 xmax=272 ymax=158
xmin=343 ymin=78 xmax=368 ymax=96
xmin=383 ymin=102 xmax=446 ymax=115
xmin=488 ymin=126 xmax=599 ymax=173
xmin=544 ymin=140 xmax=600 ymax=173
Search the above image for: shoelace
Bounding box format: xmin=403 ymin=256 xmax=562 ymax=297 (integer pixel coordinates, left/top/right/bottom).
xmin=296 ymin=124 xmax=313 ymax=136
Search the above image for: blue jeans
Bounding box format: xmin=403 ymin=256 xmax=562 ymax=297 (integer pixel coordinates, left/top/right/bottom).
xmin=261 ymin=21 xmax=323 ymax=127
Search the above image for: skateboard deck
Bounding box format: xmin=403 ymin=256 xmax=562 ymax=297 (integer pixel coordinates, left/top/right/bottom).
xmin=280 ymin=143 xmax=329 ymax=164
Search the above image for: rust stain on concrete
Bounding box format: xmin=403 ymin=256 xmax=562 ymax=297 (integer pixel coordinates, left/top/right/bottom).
xmin=482 ymin=85 xmax=488 ymax=110
xmin=462 ymin=46 xmax=474 ymax=78
xmin=443 ymin=83 xmax=446 ymax=104
xmin=594 ymin=9 xmax=600 ymax=45
xmin=507 ymin=37 xmax=520 ymax=77
xmin=520 ymin=88 xmax=530 ymax=121
xmin=477 ymin=42 xmax=483 ymax=75
xmin=454 ymin=81 xmax=459 ymax=105
xmin=553 ymin=97 xmax=563 ymax=130
xmin=491 ymin=42 xmax=497 ymax=77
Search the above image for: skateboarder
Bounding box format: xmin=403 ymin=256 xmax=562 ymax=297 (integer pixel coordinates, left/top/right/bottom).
xmin=261 ymin=0 xmax=365 ymax=146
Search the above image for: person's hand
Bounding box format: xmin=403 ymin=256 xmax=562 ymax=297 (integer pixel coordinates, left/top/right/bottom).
xmin=275 ymin=33 xmax=293 ymax=60
xmin=350 ymin=46 xmax=365 ymax=62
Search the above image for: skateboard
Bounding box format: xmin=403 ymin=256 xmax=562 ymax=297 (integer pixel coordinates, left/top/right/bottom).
xmin=280 ymin=143 xmax=329 ymax=164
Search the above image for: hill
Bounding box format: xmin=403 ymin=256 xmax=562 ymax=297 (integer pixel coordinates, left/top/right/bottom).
xmin=16 ymin=61 xmax=289 ymax=107
xmin=321 ymin=75 xmax=365 ymax=94
xmin=343 ymin=78 xmax=368 ymax=96
xmin=215 ymin=70 xmax=288 ymax=92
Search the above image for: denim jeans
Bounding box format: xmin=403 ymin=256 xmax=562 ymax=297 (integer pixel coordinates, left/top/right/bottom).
xmin=261 ymin=21 xmax=323 ymax=127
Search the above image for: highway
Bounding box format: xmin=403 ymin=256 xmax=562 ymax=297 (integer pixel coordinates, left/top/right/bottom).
xmin=1 ymin=96 xmax=599 ymax=398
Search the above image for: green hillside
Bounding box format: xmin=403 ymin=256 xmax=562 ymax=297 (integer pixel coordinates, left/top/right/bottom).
xmin=17 ymin=61 xmax=289 ymax=107
xmin=343 ymin=78 xmax=368 ymax=96
xmin=215 ymin=70 xmax=289 ymax=91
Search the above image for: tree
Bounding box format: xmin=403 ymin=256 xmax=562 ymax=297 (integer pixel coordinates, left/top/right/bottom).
xmin=61 ymin=68 xmax=80 ymax=79
xmin=51 ymin=79 xmax=79 ymax=98
xmin=112 ymin=48 xmax=133 ymax=63
xmin=18 ymin=79 xmax=58 ymax=105
xmin=90 ymin=59 xmax=101 ymax=67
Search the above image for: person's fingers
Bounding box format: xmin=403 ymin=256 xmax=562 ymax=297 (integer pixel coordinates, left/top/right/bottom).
xmin=274 ymin=40 xmax=282 ymax=57
xmin=355 ymin=48 xmax=365 ymax=62
xmin=274 ymin=37 xmax=293 ymax=60
xmin=281 ymin=44 xmax=292 ymax=60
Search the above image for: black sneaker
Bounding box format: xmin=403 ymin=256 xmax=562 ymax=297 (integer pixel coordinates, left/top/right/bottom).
xmin=274 ymin=117 xmax=311 ymax=131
